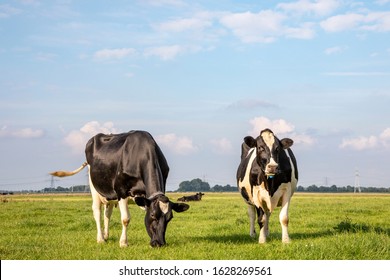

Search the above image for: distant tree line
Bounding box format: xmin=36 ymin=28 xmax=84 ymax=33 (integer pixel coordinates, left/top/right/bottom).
xmin=175 ymin=179 xmax=389 ymax=193
xmin=175 ymin=178 xmax=238 ymax=192
xmin=41 ymin=185 xmax=90 ymax=193
xmin=2 ymin=181 xmax=389 ymax=194
xmin=297 ymin=184 xmax=390 ymax=193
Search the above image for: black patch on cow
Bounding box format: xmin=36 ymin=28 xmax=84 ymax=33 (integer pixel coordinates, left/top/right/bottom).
xmin=287 ymin=148 xmax=298 ymax=180
xmin=256 ymin=206 xmax=265 ymax=229
xmin=177 ymin=193 xmax=204 ymax=202
xmin=240 ymin=187 xmax=250 ymax=203
xmin=236 ymin=148 xmax=255 ymax=182
xmin=237 ymin=130 xmax=299 ymax=199
xmin=85 ymin=130 xmax=169 ymax=200
xmin=249 ymin=157 xmax=263 ymax=187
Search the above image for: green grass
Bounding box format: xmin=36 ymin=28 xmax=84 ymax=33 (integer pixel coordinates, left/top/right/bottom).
xmin=0 ymin=193 xmax=389 ymax=260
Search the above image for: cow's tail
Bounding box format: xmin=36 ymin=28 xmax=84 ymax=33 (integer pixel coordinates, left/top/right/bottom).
xmin=50 ymin=162 xmax=88 ymax=177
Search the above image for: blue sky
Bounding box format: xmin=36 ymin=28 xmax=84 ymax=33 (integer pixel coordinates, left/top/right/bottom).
xmin=1 ymin=0 xmax=390 ymax=191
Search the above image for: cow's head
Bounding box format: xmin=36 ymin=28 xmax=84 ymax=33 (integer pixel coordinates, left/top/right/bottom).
xmin=135 ymin=195 xmax=189 ymax=247
xmin=245 ymin=128 xmax=294 ymax=178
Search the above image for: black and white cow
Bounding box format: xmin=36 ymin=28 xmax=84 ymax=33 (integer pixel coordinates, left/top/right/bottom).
xmin=50 ymin=130 xmax=189 ymax=247
xmin=236 ymin=128 xmax=298 ymax=243
xmin=177 ymin=192 xmax=205 ymax=202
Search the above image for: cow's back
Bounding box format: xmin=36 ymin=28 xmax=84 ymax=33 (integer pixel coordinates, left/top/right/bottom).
xmin=86 ymin=131 xmax=169 ymax=200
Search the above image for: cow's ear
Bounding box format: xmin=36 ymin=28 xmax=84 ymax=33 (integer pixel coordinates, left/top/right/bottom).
xmin=171 ymin=202 xmax=190 ymax=213
xmin=244 ymin=136 xmax=256 ymax=148
xmin=281 ymin=138 xmax=294 ymax=149
xmin=135 ymin=196 xmax=151 ymax=208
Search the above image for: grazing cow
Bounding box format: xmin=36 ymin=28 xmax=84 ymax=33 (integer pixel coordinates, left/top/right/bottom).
xmin=177 ymin=192 xmax=205 ymax=202
xmin=236 ymin=128 xmax=298 ymax=243
xmin=50 ymin=130 xmax=189 ymax=247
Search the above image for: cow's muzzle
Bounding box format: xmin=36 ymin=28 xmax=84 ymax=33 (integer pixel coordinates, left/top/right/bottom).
xmin=265 ymin=164 xmax=278 ymax=176
xmin=150 ymin=239 xmax=165 ymax=247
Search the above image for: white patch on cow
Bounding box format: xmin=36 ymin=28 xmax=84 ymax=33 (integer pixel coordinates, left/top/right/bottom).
xmin=261 ymin=130 xmax=275 ymax=152
xmin=88 ymin=165 xmax=130 ymax=247
xmin=159 ymin=200 xmax=169 ymax=214
xmin=261 ymin=130 xmax=278 ymax=175
xmin=245 ymin=150 xmax=297 ymax=244
xmin=238 ymin=148 xmax=257 ymax=204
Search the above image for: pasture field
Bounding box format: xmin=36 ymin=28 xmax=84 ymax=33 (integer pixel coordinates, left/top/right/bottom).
xmin=0 ymin=192 xmax=389 ymax=260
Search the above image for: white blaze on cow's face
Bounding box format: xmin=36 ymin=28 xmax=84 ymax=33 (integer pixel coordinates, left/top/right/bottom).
xmin=259 ymin=129 xmax=278 ymax=176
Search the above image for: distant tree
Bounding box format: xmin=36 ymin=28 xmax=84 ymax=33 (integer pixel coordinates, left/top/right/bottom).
xmin=307 ymin=184 xmax=319 ymax=192
xmin=212 ymin=184 xmax=238 ymax=192
xmin=177 ymin=178 xmax=210 ymax=192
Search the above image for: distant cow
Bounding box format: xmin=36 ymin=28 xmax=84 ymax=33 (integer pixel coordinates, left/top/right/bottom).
xmin=50 ymin=130 xmax=189 ymax=247
xmin=236 ymin=128 xmax=298 ymax=243
xmin=177 ymin=192 xmax=205 ymax=202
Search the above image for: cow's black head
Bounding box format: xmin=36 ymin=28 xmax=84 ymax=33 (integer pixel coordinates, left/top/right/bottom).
xmin=245 ymin=128 xmax=294 ymax=179
xmin=135 ymin=195 xmax=189 ymax=247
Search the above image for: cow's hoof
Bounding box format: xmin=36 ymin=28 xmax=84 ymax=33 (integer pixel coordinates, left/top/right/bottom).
xmin=119 ymin=242 xmax=128 ymax=248
xmin=258 ymin=237 xmax=267 ymax=244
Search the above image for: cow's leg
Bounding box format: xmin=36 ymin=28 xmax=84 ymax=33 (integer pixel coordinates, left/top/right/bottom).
xmin=279 ymin=195 xmax=291 ymax=243
xmin=259 ymin=209 xmax=270 ymax=243
xmin=91 ymin=197 xmax=105 ymax=243
xmin=248 ymin=205 xmax=256 ymax=238
xmin=118 ymin=197 xmax=130 ymax=247
xmin=89 ymin=175 xmax=105 ymax=243
xmin=103 ymin=203 xmax=114 ymax=241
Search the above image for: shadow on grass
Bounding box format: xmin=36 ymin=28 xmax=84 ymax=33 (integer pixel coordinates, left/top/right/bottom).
xmin=193 ymin=233 xmax=258 ymax=244
xmin=333 ymin=217 xmax=390 ymax=236
xmin=192 ymin=217 xmax=390 ymax=245
xmin=289 ymin=230 xmax=334 ymax=240
xmin=193 ymin=231 xmax=334 ymax=244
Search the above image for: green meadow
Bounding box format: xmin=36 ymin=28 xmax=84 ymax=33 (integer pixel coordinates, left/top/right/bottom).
xmin=0 ymin=192 xmax=389 ymax=260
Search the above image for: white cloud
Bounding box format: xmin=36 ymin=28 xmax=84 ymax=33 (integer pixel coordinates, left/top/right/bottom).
xmin=144 ymin=45 xmax=183 ymax=60
xmin=340 ymin=136 xmax=378 ymax=150
xmin=93 ymin=48 xmax=136 ymax=60
xmin=64 ymin=121 xmax=118 ymax=154
xmin=0 ymin=4 xmax=21 ymax=18
xmin=0 ymin=126 xmax=44 ymax=139
xmin=248 ymin=116 xmax=315 ymax=146
xmin=35 ymin=52 xmax=58 ymax=61
xmin=155 ymin=17 xmax=212 ymax=33
xmin=376 ymin=0 xmax=390 ymax=5
xmin=320 ymin=13 xmax=364 ymax=32
xmin=156 ymin=133 xmax=198 ymax=155
xmin=340 ymin=128 xmax=390 ymax=150
xmin=220 ymin=9 xmax=317 ymax=43
xmin=321 ymin=12 xmax=390 ymax=33
xmin=277 ymin=0 xmax=340 ymax=16
xmin=220 ymin=10 xmax=285 ymax=43
xmin=210 ymin=138 xmax=233 ymax=155
xmin=324 ymin=45 xmax=348 ymax=55
xmin=249 ymin=116 xmax=295 ymax=136
xmin=290 ymin=132 xmax=316 ymax=145
xmin=284 ymin=22 xmax=316 ymax=39
xmin=143 ymin=0 xmax=185 ymax=7
xmin=380 ymin=128 xmax=390 ymax=140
